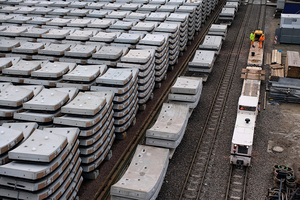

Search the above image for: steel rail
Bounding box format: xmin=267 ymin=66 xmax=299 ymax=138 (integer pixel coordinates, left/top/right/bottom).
xmin=179 ymin=1 xmax=254 ymax=200
xmin=93 ymin=1 xmax=227 ymax=199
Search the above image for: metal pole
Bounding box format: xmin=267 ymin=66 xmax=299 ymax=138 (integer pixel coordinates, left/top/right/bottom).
xmin=278 ymin=178 xmax=283 ymax=200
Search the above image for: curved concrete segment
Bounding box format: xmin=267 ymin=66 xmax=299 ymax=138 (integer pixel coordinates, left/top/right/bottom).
xmin=170 ymin=76 xmax=202 ymax=95
xmin=146 ymin=103 xmax=189 ymax=141
xmin=8 ymin=129 xmax=68 ymax=162
xmin=0 ymin=126 xmax=24 ymax=155
xmin=23 ymin=88 xmax=69 ymax=111
xmin=0 ymin=85 xmax=34 ymax=107
xmin=111 ymin=145 xmax=169 ymax=200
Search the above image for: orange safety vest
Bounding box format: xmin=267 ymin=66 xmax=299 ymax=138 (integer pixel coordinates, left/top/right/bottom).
xmin=259 ymin=35 xmax=265 ymax=41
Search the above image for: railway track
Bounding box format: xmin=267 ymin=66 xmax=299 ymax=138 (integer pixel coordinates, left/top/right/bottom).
xmin=178 ymin=1 xmax=259 ymax=200
xmin=224 ymin=0 xmax=266 ymax=199
xmin=92 ymin=1 xmax=228 ymax=199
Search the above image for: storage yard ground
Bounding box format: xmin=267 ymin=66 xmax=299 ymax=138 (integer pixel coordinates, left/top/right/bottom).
xmin=156 ymin=3 xmax=300 ymax=200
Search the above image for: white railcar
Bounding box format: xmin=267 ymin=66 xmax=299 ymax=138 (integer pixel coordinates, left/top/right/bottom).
xmin=230 ymin=68 xmax=261 ymax=166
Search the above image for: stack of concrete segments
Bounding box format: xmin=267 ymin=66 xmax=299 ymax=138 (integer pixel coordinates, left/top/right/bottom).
xmin=92 ymin=68 xmax=139 ymax=137
xmin=168 ymin=76 xmax=203 ymax=109
xmin=157 ymin=4 xmax=178 ymax=13
xmin=56 ymin=64 xmax=107 ymax=91
xmin=226 ymin=0 xmax=241 ymax=6
xmin=0 ymin=59 xmax=46 ymax=84
xmin=137 ymin=4 xmax=159 ymax=12
xmin=24 ymin=61 xmax=77 ymax=87
xmin=53 ymin=91 xmax=115 ymax=178
xmin=188 ymin=50 xmax=217 ymax=73
xmin=176 ymin=6 xmax=196 ymax=42
xmin=14 ymin=87 xmax=77 ymax=123
xmin=154 ymin=22 xmax=180 ymax=67
xmin=218 ymin=7 xmax=236 ymax=23
xmin=166 ymin=13 xmax=189 ymax=52
xmin=207 ymin=24 xmax=228 ymax=39
xmin=110 ymin=144 xmax=169 ymax=200
xmin=113 ymin=32 xmax=142 ymax=48
xmin=0 ymin=122 xmax=38 ymax=165
xmin=89 ymin=45 xmax=128 ymax=66
xmin=199 ymin=35 xmax=223 ymax=55
xmin=183 ymin=1 xmax=202 ymax=31
xmin=117 ymin=49 xmax=156 ymax=107
xmin=137 ymin=33 xmax=169 ymax=84
xmin=0 ymin=127 xmax=83 ymax=200
xmin=145 ymin=103 xmax=189 ymax=149
xmin=61 ymin=44 xmax=102 ymax=64
xmin=0 ymin=57 xmax=21 ymax=73
xmin=131 ymin=21 xmax=158 ymax=33
xmin=224 ymin=1 xmax=239 ymax=11
xmin=37 ymin=42 xmax=76 ymax=60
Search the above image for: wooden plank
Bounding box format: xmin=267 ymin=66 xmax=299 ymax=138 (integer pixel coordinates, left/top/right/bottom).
xmin=241 ymin=74 xmax=265 ymax=80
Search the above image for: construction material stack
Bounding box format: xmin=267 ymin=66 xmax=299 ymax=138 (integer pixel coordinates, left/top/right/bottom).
xmin=56 ymin=65 xmax=107 ymax=91
xmin=116 ymin=49 xmax=156 ymax=110
xmin=168 ymin=76 xmax=203 ymax=109
xmin=54 ymin=91 xmax=115 ymax=179
xmin=92 ymin=68 xmax=139 ymax=138
xmin=0 ymin=123 xmax=37 ymax=165
xmin=199 ymin=35 xmax=223 ymax=55
xmin=145 ymin=103 xmax=189 ymax=150
xmin=154 ymin=22 xmax=180 ymax=68
xmin=207 ymin=24 xmax=228 ymax=39
xmin=176 ymin=6 xmax=196 ymax=44
xmin=166 ymin=13 xmax=189 ymax=52
xmin=14 ymin=88 xmax=76 ymax=124
xmin=0 ymin=127 xmax=83 ymax=199
xmin=188 ymin=49 xmax=217 ymax=74
xmin=137 ymin=34 xmax=169 ymax=86
xmin=110 ymin=145 xmax=169 ymax=200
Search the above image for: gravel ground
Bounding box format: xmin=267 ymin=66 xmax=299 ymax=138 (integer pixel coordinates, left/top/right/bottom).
xmin=158 ymin=3 xmax=300 ymax=200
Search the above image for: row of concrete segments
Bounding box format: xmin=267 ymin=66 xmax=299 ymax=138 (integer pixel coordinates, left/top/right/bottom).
xmin=109 ymin=0 xmax=240 ymax=199
xmin=0 ymin=0 xmax=220 ymax=199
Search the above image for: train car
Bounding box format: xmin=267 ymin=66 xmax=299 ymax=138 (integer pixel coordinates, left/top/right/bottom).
xmin=230 ymin=67 xmax=262 ymax=166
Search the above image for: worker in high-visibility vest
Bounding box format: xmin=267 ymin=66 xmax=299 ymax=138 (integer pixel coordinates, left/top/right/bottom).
xmin=250 ymin=32 xmax=255 ymax=47
xmin=259 ymin=34 xmax=265 ymax=48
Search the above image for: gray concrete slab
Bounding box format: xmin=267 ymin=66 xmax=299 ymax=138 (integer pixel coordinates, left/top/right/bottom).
xmin=109 ymin=20 xmax=135 ymax=30
xmin=96 ymin=68 xmax=133 ymax=85
xmin=12 ymin=42 xmax=44 ymax=54
xmin=90 ymin=31 xmax=118 ymax=42
xmin=2 ymin=122 xmax=38 ymax=141
xmin=146 ymin=12 xmax=168 ymax=21
xmin=0 ymin=39 xmax=20 ymax=51
xmin=114 ymin=95 xmax=138 ymax=120
xmin=110 ymin=144 xmax=169 ymax=200
xmin=46 ymin=18 xmax=71 ymax=26
xmin=114 ymin=33 xmax=141 ymax=44
xmin=50 ymin=87 xmax=79 ymax=103
xmin=79 ymin=108 xmax=113 ymax=138
xmin=65 ymin=44 xmax=98 ymax=58
xmin=81 ymin=131 xmax=114 ymax=172
xmin=23 ymin=88 xmax=69 ymax=111
xmin=32 ymin=7 xmax=53 ymax=15
xmin=0 ymin=85 xmax=34 ymax=107
xmin=42 ymin=28 xmax=71 ymax=39
xmin=66 ymin=30 xmax=97 ymax=41
xmin=54 ymin=104 xmax=112 ymax=128
xmin=0 ymin=154 xmax=82 ymax=200
xmin=63 ymin=64 xmax=105 ymax=82
xmin=92 ymin=46 xmax=123 ymax=60
xmin=8 ymin=15 xmax=32 ymax=24
xmin=0 ymin=138 xmax=79 ymax=180
xmin=87 ymin=19 xmax=115 ymax=29
xmin=79 ymin=112 xmax=113 ymax=146
xmin=169 ymin=84 xmax=202 ymax=102
xmin=20 ymin=28 xmax=49 ymax=37
xmin=146 ymin=103 xmax=189 ymax=140
xmin=188 ymin=49 xmax=216 ymax=68
xmin=38 ymin=43 xmax=73 ymax=56
xmin=199 ymin=35 xmax=223 ymax=52
xmin=126 ymin=12 xmax=148 ymax=20
xmin=87 ymin=10 xmax=110 ymax=18
xmin=8 ymin=129 xmax=68 ymax=162
xmin=85 ymin=2 xmax=107 ymax=9
xmin=121 ymin=49 xmax=151 ymax=64
xmin=80 ymin=125 xmax=113 ymax=164
xmin=0 ymin=144 xmax=80 ymax=191
xmin=0 ymin=57 xmax=20 ymax=70
xmin=61 ymin=91 xmax=107 ymax=116
xmin=0 ymin=126 xmax=23 ymax=155
xmin=31 ymin=62 xmax=70 ymax=78
xmin=170 ymin=76 xmax=202 ymax=94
